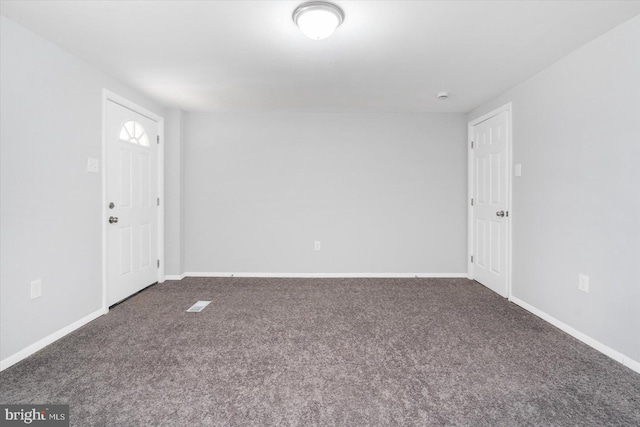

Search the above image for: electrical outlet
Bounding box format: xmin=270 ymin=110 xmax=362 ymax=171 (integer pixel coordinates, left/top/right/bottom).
xmin=87 ymin=157 xmax=100 ymax=173
xmin=578 ymin=274 xmax=589 ymax=293
xmin=30 ymin=279 xmax=42 ymax=299
xmin=314 ymin=241 xmax=321 ymax=251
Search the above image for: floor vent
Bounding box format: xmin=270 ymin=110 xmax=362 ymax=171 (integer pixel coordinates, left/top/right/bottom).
xmin=186 ymin=301 xmax=211 ymax=313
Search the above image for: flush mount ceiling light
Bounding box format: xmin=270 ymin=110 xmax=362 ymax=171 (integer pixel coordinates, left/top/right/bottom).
xmin=293 ymin=1 xmax=344 ymax=40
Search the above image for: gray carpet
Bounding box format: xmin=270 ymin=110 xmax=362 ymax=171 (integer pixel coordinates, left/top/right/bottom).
xmin=1 ymin=277 xmax=639 ymax=426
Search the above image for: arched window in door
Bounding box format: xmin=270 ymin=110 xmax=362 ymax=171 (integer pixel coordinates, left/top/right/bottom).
xmin=119 ymin=120 xmax=150 ymax=147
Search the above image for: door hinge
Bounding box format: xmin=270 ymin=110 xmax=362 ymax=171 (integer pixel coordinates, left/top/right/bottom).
xmin=157 ymin=197 xmax=160 ymax=206
xmin=470 ymin=255 xmax=474 ymax=263
xmin=157 ymin=135 xmax=160 ymax=144
xmin=470 ymin=198 xmax=474 ymax=206
xmin=157 ymin=259 xmax=160 ymax=268
xmin=506 ymin=211 xmax=509 ymax=217
xmin=471 ymin=141 xmax=474 ymax=149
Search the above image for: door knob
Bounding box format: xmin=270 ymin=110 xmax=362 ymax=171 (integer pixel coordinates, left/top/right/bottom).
xmin=496 ymin=211 xmax=505 ymax=217
xmin=109 ymin=216 xmax=119 ymax=224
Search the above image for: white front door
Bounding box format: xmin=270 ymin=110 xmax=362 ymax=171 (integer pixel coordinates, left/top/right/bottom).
xmin=106 ymin=100 xmax=158 ymax=305
xmin=471 ymin=109 xmax=510 ymax=297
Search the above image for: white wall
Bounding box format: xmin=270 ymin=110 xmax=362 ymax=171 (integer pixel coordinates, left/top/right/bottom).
xmin=0 ymin=17 xmax=164 ymax=362
xmin=184 ymin=112 xmax=468 ymax=275
xmin=164 ymin=109 xmax=185 ymax=276
xmin=468 ymin=15 xmax=640 ymax=363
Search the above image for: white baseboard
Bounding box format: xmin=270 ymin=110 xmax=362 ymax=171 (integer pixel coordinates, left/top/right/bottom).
xmin=183 ymin=272 xmax=469 ymax=279
xmin=0 ymin=307 xmax=108 ymax=372
xmin=510 ymin=296 xmax=640 ymax=375
xmin=164 ymin=274 xmax=186 ymax=281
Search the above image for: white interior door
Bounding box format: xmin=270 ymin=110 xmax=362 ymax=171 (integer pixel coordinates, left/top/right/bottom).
xmin=106 ymin=100 xmax=158 ymax=305
xmin=471 ymin=110 xmax=510 ymax=297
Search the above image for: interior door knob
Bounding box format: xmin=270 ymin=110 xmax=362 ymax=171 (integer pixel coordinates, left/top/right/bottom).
xmin=109 ymin=216 xmax=119 ymax=224
xmin=496 ymin=211 xmax=505 ymax=217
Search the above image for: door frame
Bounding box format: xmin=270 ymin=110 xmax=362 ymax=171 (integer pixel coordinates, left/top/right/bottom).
xmin=467 ymin=102 xmax=513 ymax=299
xmin=101 ymin=89 xmax=165 ymax=311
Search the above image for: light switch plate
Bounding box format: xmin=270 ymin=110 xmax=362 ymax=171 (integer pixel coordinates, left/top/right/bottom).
xmin=87 ymin=157 xmax=100 ymax=173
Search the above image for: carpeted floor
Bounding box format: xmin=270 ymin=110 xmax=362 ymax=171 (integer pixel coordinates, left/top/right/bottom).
xmin=1 ymin=277 xmax=639 ymax=426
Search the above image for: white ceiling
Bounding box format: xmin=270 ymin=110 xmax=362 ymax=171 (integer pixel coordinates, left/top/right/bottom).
xmin=2 ymin=1 xmax=639 ymax=113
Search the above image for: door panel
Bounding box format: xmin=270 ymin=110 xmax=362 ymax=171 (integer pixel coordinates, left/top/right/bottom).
xmin=120 ymin=150 xmax=132 ymax=207
xmin=476 ymin=155 xmax=487 ymax=203
xmin=106 ymin=101 xmax=158 ymax=306
xmin=140 ymin=153 xmax=150 ymax=206
xmin=476 ymin=219 xmax=487 ymax=268
xmin=472 ymin=110 xmax=510 ymax=297
xmin=490 ymin=153 xmax=502 ymax=204
xmin=140 ymin=223 xmax=150 ymax=268
xmin=489 ymin=221 xmax=501 ymax=273
xmin=120 ymin=227 xmax=132 ymax=276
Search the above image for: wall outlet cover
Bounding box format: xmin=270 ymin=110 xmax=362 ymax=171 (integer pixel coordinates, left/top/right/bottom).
xmin=30 ymin=279 xmax=42 ymax=299
xmin=578 ymin=274 xmax=589 ymax=293
xmin=87 ymin=157 xmax=100 ymax=173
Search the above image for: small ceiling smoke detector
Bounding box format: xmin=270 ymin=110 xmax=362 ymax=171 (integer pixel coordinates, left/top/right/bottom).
xmin=293 ymin=1 xmax=345 ymax=40
xmin=436 ymin=92 xmax=449 ymax=100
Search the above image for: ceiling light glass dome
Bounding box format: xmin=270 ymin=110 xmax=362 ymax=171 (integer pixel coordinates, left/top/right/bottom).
xmin=293 ymin=2 xmax=345 ymax=40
